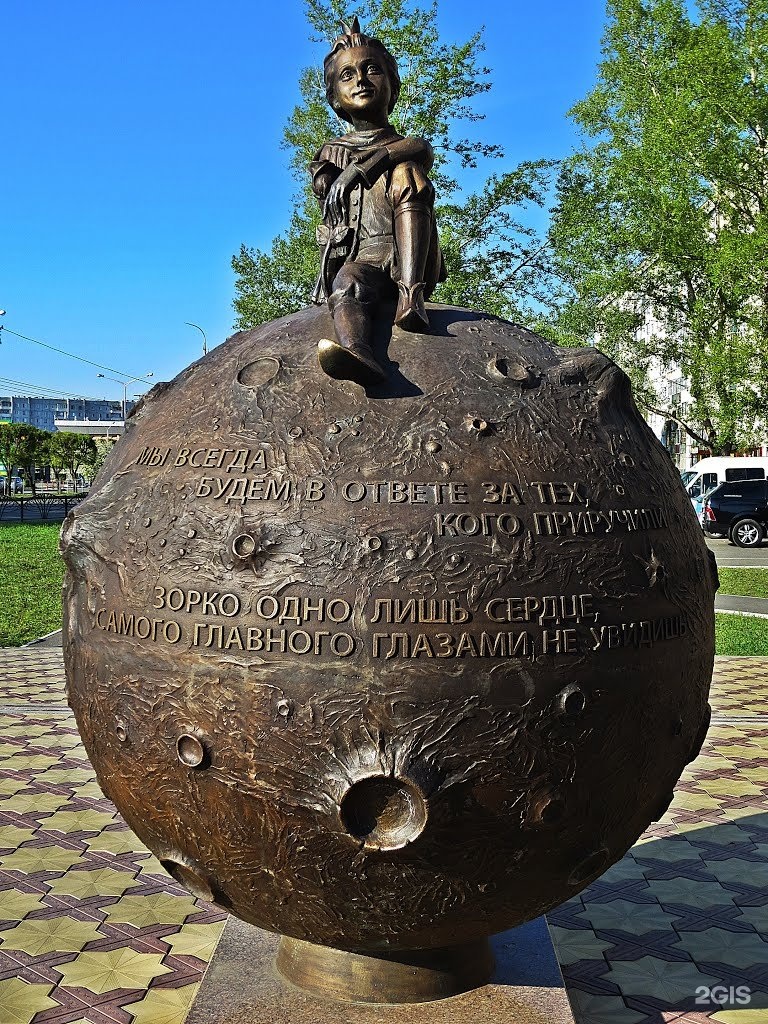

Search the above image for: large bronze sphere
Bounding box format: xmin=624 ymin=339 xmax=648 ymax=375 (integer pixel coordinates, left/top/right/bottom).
xmin=61 ymin=305 xmax=714 ymax=1000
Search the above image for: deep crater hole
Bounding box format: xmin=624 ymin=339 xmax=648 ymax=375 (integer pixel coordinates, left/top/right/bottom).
xmin=340 ymin=776 xmax=427 ymax=850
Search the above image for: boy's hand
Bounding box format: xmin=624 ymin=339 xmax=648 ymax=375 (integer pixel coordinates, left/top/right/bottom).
xmin=323 ymin=163 xmax=368 ymax=225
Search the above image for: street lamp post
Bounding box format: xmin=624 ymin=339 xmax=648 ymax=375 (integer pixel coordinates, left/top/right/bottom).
xmin=97 ymin=374 xmax=128 ymax=420
xmin=185 ymin=322 xmax=208 ymax=356
xmin=97 ymin=372 xmax=154 ymax=422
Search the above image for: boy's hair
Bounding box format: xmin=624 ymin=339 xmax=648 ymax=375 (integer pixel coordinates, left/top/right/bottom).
xmin=323 ymin=17 xmax=401 ymax=122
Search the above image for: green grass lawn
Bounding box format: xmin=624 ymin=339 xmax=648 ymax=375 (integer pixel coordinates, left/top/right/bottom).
xmin=715 ymin=568 xmax=768 ymax=654
xmin=715 ymin=612 xmax=768 ymax=656
xmin=0 ymin=524 xmax=65 ymax=646
xmin=717 ymin=566 xmax=768 ymax=599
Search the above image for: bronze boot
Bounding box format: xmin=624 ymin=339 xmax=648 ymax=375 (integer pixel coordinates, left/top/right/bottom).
xmin=318 ymin=293 xmax=386 ymax=386
xmin=394 ymin=201 xmax=432 ymax=332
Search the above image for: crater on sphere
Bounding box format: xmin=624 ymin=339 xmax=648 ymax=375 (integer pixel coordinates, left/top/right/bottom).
xmin=237 ymin=357 xmax=281 ymax=388
xmin=340 ymin=776 xmax=427 ymax=851
xmin=161 ymin=859 xmax=218 ymax=902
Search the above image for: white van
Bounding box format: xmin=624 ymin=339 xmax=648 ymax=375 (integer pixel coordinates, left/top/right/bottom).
xmin=681 ymin=457 xmax=768 ymax=514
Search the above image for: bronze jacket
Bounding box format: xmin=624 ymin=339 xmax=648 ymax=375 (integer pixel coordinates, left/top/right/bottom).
xmin=310 ymin=126 xmax=445 ymax=303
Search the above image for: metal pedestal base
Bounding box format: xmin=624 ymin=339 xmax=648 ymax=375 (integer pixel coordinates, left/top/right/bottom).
xmin=276 ymin=935 xmax=494 ymax=1004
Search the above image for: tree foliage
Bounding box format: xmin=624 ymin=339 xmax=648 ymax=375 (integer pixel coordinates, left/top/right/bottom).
xmin=232 ymin=0 xmax=555 ymax=328
xmin=46 ymin=436 xmax=68 ymax=489
xmin=550 ymin=0 xmax=768 ymax=455
xmin=0 ymin=423 xmax=48 ymax=495
xmin=90 ymin=436 xmax=119 ymax=483
xmin=0 ymin=426 xmax=99 ymax=494
xmin=47 ymin=433 xmax=97 ymax=489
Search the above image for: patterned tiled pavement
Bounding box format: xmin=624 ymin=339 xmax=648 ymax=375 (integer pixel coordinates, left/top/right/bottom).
xmin=549 ymin=656 xmax=768 ymax=1024
xmin=0 ymin=650 xmax=766 ymax=1024
xmin=0 ymin=648 xmax=226 ymax=1024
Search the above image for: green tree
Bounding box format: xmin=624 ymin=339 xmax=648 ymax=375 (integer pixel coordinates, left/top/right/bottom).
xmin=47 ymin=433 xmax=97 ymax=491
xmin=46 ymin=435 xmax=69 ymax=491
xmin=232 ymin=0 xmax=556 ymax=328
xmin=90 ymin=436 xmax=119 ymax=483
xmin=549 ymin=0 xmax=768 ymax=455
xmin=0 ymin=423 xmax=22 ymax=495
xmin=0 ymin=423 xmax=49 ymax=496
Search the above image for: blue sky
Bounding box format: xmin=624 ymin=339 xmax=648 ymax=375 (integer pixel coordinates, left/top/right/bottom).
xmin=2 ymin=1 xmax=607 ymax=403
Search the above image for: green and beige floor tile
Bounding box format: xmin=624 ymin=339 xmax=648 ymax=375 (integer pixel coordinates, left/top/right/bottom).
xmin=2 ymin=649 xmax=768 ymax=1023
xmin=0 ymin=647 xmax=226 ymax=1024
xmin=0 ymin=979 xmax=59 ymax=1024
xmin=124 ymin=984 xmax=197 ymax=1024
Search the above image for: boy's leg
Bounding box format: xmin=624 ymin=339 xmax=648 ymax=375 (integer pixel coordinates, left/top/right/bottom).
xmin=318 ymin=263 xmax=388 ymax=386
xmin=389 ymin=163 xmax=435 ymax=331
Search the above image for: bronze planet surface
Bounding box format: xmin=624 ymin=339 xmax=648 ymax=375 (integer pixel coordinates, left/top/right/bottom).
xmin=61 ymin=304 xmax=714 ymax=967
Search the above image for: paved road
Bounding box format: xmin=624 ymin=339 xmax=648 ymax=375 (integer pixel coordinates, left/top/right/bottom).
xmin=705 ymin=536 xmax=768 ymax=567
xmin=715 ymin=594 xmax=768 ymax=617
xmin=704 ymin=537 xmax=768 ymax=617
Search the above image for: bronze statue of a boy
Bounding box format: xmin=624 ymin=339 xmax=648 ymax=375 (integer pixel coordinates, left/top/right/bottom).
xmin=312 ymin=17 xmax=445 ymax=386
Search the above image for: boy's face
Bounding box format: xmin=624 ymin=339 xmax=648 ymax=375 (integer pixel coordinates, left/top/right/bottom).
xmin=331 ymin=45 xmax=392 ymax=125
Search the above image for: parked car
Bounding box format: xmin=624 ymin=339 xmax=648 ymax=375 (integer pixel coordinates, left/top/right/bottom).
xmin=681 ymin=456 xmax=768 ymax=518
xmin=702 ymin=479 xmax=768 ymax=547
xmin=0 ymin=476 xmax=24 ymax=495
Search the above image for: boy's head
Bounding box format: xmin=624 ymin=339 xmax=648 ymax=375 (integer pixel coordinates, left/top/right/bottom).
xmin=324 ymin=17 xmax=401 ymax=124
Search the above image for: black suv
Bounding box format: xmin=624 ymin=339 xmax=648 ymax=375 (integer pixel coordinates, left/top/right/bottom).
xmin=702 ymin=479 xmax=768 ymax=547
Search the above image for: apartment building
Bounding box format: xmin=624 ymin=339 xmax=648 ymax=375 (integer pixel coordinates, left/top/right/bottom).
xmin=0 ymin=396 xmax=135 ymax=433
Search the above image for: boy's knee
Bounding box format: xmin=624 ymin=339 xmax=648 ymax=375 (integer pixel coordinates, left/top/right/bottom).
xmin=330 ymin=264 xmax=377 ymax=306
xmin=331 ymin=265 xmax=359 ymax=296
